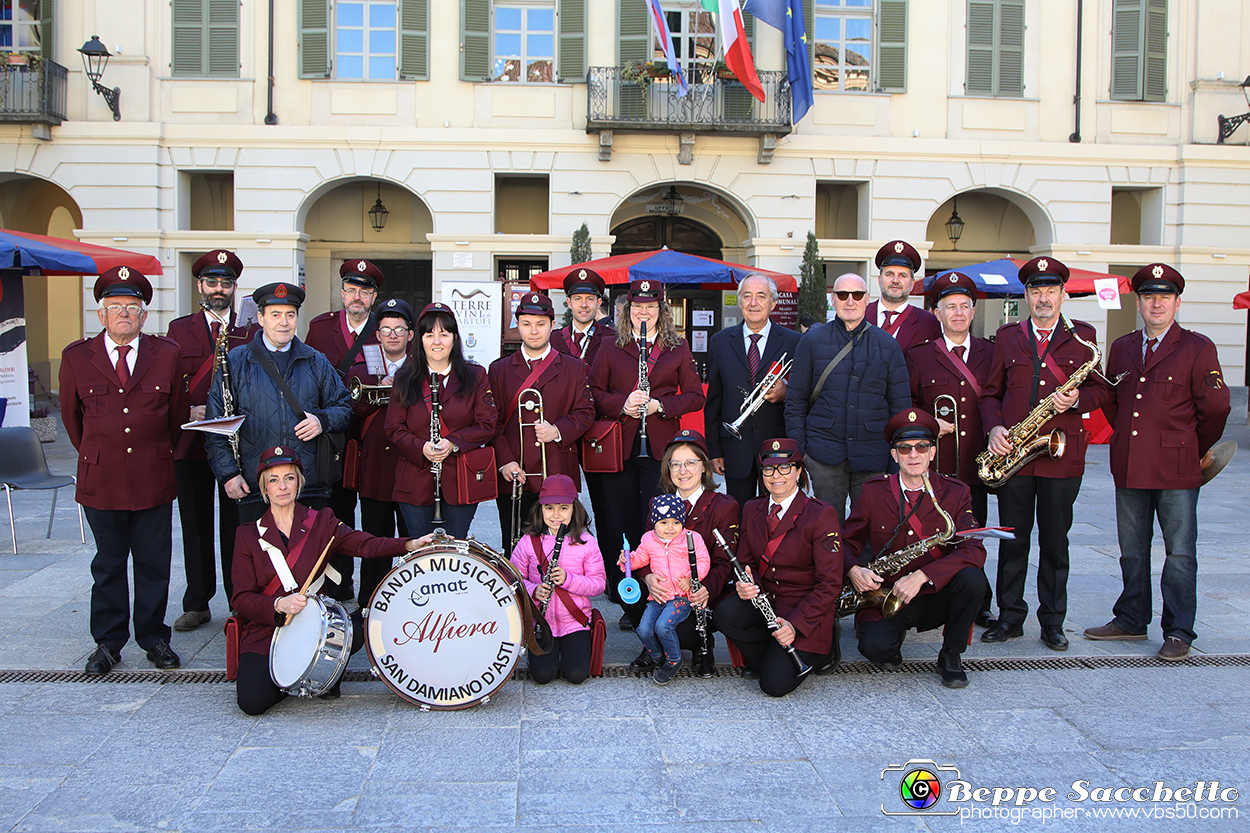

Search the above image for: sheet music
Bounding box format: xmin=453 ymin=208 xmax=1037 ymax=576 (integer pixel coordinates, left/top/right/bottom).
xmin=363 ymin=344 xmax=385 ymax=375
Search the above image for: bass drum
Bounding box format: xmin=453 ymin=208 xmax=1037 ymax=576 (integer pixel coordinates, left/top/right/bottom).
xmin=365 ymin=533 xmax=526 ymax=710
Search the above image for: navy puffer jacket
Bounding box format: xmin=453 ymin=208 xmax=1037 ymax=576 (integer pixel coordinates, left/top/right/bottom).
xmin=784 ymin=319 xmax=911 ymax=471
xmin=206 ymin=338 xmax=352 ymax=506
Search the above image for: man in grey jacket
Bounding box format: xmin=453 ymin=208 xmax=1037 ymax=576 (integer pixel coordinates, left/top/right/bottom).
xmin=207 ymin=282 xmax=352 ymax=526
xmin=785 ymin=273 xmax=910 ymax=521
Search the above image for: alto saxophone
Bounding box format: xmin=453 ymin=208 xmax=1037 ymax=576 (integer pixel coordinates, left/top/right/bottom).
xmin=201 ymin=303 xmax=241 ymax=470
xmin=836 ymin=471 xmax=955 ymax=618
xmin=976 ymin=314 xmax=1104 ymax=488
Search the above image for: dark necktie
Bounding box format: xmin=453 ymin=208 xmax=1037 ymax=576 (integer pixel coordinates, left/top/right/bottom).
xmin=747 ymin=333 xmax=762 ymax=383
xmin=883 ymin=310 xmax=897 ymax=329
xmin=1036 ymin=329 xmax=1052 ymax=356
xmin=573 ymin=331 xmax=584 ymax=352
xmin=767 ymin=503 xmax=782 ymax=537
xmin=683 ymin=499 xmax=693 ymax=519
xmin=115 ymin=344 xmax=131 ymax=387
xmin=952 ymin=344 xmax=965 ymax=362
xmin=1146 ymin=337 xmax=1158 ymax=361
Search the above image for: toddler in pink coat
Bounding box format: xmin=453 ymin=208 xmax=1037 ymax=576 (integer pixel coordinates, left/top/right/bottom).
xmin=511 ymin=475 xmax=606 ymax=684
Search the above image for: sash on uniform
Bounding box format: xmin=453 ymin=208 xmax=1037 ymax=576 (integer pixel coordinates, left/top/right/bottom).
xmin=501 ymin=350 xmax=558 ymax=425
xmin=936 ymin=341 xmax=983 ymax=397
xmin=882 ymin=306 xmax=911 ymax=336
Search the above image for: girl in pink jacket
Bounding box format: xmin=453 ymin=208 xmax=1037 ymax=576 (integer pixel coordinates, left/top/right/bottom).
xmin=511 ymin=475 xmax=606 ymax=685
xmin=618 ymin=493 xmax=710 ymax=685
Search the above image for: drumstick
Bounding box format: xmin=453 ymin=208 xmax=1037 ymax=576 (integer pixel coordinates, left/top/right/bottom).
xmin=297 ymin=536 xmax=337 ymax=596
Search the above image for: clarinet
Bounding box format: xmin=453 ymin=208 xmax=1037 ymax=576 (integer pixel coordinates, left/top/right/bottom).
xmin=712 ymin=529 xmax=811 ymax=677
xmin=636 ymin=320 xmax=650 ymax=458
xmin=537 ymin=523 xmax=569 ymax=626
xmin=687 ymin=531 xmax=714 ymax=674
xmin=429 ymin=373 xmax=444 ymax=525
xmin=201 ymin=303 xmax=241 ymax=470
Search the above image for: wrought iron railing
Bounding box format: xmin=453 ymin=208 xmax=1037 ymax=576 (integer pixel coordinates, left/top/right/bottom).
xmin=587 ymin=66 xmax=791 ymax=134
xmin=0 ymin=59 xmax=67 ymax=125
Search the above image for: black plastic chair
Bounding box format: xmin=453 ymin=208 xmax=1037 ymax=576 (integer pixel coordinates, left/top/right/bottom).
xmin=0 ymin=426 xmax=84 ymax=554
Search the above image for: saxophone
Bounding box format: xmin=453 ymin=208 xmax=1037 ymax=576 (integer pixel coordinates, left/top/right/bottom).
xmin=201 ymin=303 xmax=241 ymax=470
xmin=975 ymin=314 xmax=1103 ymax=488
xmin=836 ymin=471 xmax=955 ymax=618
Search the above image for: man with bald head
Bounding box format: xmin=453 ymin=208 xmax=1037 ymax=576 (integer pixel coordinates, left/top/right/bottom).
xmin=785 ymin=273 xmax=910 ymax=520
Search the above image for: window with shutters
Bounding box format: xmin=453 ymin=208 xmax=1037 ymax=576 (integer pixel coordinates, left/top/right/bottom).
xmin=335 ymin=0 xmax=397 ymax=79
xmin=0 ymin=0 xmax=41 ymax=52
xmin=965 ymin=0 xmax=1023 ymax=97
xmin=173 ymin=0 xmax=239 ymax=77
xmin=493 ymin=1 xmax=554 ymax=82
xmin=462 ymin=0 xmax=583 ymax=83
xmin=300 ymin=0 xmax=428 ymax=81
xmin=1111 ymin=0 xmax=1165 ymax=101
xmin=813 ymin=0 xmax=872 ymax=92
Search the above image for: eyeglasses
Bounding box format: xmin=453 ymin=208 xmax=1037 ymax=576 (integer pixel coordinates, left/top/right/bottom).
xmin=342 ymin=286 xmax=376 ymax=297
xmin=895 ymin=442 xmax=935 ymax=455
xmin=667 ymin=460 xmax=702 ymax=471
xmin=103 ymin=303 xmax=143 ymax=315
xmin=199 ymin=278 xmax=235 ymax=289
xmin=759 ymin=463 xmax=795 ymax=476
xmin=834 ymin=290 xmax=867 ymax=301
xmin=377 ymin=326 xmax=410 ymax=337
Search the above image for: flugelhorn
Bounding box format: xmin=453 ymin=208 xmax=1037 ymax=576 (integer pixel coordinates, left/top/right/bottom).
xmin=348 ymin=376 xmax=391 ymax=406
xmin=933 ymin=393 xmax=959 ymax=478
xmin=724 ymin=353 xmax=791 ymax=440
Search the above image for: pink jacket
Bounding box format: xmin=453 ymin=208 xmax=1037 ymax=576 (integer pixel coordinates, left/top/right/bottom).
xmin=629 ymin=529 xmax=710 ymax=603
xmin=511 ymin=532 xmax=606 ymax=637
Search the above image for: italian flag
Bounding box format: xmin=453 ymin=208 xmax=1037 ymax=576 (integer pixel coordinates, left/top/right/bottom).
xmin=701 ymin=0 xmax=765 ymax=102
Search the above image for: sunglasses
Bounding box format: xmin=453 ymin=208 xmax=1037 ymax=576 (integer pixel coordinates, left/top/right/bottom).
xmin=895 ymin=442 xmax=935 ymax=455
xmin=200 ymin=278 xmax=235 ymax=289
xmin=834 ymin=290 xmax=867 ymax=301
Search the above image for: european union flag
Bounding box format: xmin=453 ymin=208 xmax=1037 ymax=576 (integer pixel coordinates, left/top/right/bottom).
xmin=744 ymin=0 xmax=814 ymax=122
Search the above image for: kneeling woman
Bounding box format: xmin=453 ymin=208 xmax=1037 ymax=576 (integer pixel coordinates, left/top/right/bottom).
xmin=712 ymin=438 xmax=843 ymax=697
xmin=231 ymin=446 xmax=424 ymax=716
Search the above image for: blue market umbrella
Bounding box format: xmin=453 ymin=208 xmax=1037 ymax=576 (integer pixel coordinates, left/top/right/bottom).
xmin=925 ymin=259 xmax=1026 ymax=298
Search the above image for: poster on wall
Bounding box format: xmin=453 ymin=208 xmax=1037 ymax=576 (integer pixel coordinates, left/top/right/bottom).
xmin=441 ymin=280 xmax=503 ymax=368
xmin=0 ymin=269 xmax=29 ymax=427
xmin=771 ymin=290 xmax=798 ymax=329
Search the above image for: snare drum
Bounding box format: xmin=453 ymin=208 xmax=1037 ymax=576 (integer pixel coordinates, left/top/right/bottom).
xmin=269 ymin=595 xmax=353 ymax=697
xmin=365 ymin=534 xmax=525 ymax=710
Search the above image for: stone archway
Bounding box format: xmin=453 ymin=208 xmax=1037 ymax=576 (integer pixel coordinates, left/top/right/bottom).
xmin=611 ymin=215 xmax=722 ymax=259
xmin=924 ymin=189 xmax=1041 ymax=272
xmin=609 ymin=183 xmax=753 ymax=263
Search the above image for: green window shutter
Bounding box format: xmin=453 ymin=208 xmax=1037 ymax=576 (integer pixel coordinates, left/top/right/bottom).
xmin=618 ymin=0 xmax=648 ymax=64
xmin=558 ymin=0 xmax=586 ymax=82
xmin=1143 ymin=0 xmax=1166 ymax=101
xmin=742 ymin=8 xmax=754 ymax=50
xmin=998 ymin=0 xmax=1023 ymax=96
xmin=966 ymin=1 xmax=994 ymax=94
xmin=39 ymin=0 xmax=53 ymax=63
xmin=802 ymin=0 xmax=814 ymax=79
xmin=299 ymin=0 xmax=331 ymax=78
xmin=1111 ymin=0 xmax=1141 ymax=99
xmin=399 ymin=0 xmax=429 ymax=80
xmin=207 ymin=0 xmax=239 ymax=77
xmin=173 ymin=0 xmax=205 ymax=76
xmin=877 ymin=0 xmax=907 ymax=92
xmin=461 ymin=0 xmax=490 ymax=81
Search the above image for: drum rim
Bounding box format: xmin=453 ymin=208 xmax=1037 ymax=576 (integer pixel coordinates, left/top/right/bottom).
xmin=269 ymin=594 xmax=353 ymax=696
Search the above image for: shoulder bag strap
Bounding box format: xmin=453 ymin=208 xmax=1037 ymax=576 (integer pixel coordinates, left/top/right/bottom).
xmin=336 ymin=314 xmax=378 ymax=377
xmin=809 ymin=329 xmax=862 ymax=405
xmin=250 ymin=338 xmax=308 ymax=419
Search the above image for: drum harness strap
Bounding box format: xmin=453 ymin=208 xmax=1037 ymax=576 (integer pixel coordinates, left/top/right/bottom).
xmin=256 ymin=509 xmax=340 ymax=596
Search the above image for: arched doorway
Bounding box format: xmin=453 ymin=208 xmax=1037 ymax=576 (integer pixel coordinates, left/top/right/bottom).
xmin=610 ymin=215 xmax=723 ymax=260
xmin=301 ymin=179 xmax=434 ymax=320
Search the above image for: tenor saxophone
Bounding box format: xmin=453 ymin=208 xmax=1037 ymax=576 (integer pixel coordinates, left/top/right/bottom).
xmin=201 ymin=303 xmax=241 ymax=470
xmin=975 ymin=314 xmax=1103 ymax=488
xmin=836 ymin=471 xmax=955 ymax=618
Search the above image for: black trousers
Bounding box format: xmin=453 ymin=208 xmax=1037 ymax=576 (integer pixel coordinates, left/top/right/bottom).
xmin=237 ymin=495 xmax=330 ymax=526
xmin=856 ymin=566 xmax=987 ymax=661
xmin=357 ymin=496 xmax=408 ymax=609
xmin=994 ymin=474 xmax=1081 ymax=627
xmin=84 ymin=503 xmax=174 ymax=652
xmin=528 ymin=629 xmax=593 ymax=685
xmin=325 ymin=482 xmax=359 ymax=601
xmin=174 ymin=459 xmax=239 ymax=612
xmin=597 ymin=449 xmax=662 ymax=608
xmin=713 ymin=594 xmax=831 ymax=698
xmin=235 ymin=608 xmax=365 ymax=716
xmin=725 ymin=464 xmax=762 ymax=509
xmin=969 ymin=483 xmax=994 ymax=613
xmin=495 ymin=486 xmax=539 ymax=556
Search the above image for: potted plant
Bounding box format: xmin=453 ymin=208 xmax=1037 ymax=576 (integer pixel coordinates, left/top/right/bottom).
xmin=29 ymin=406 xmax=58 ymax=443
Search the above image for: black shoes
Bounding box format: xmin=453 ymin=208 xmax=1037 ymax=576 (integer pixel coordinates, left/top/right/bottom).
xmin=875 ymin=653 xmax=903 ymax=671
xmin=739 ymin=667 xmax=760 ymax=679
xmin=1041 ymin=625 xmax=1069 ymax=652
xmin=173 ymin=610 xmax=211 ymax=632
xmin=618 ymin=613 xmax=634 ymax=632
xmin=981 ymin=622 xmax=1024 ymax=643
xmin=146 ymin=640 xmax=181 ymax=669
xmin=974 ymin=610 xmax=997 ymax=629
xmin=85 ymin=644 xmax=120 ymax=675
xmin=937 ymin=649 xmax=969 ymax=688
xmin=630 ymin=648 xmax=658 ymax=670
xmin=653 ymin=658 xmax=682 ymax=685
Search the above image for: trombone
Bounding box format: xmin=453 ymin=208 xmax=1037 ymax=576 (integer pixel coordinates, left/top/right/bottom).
xmin=517 ymin=387 xmax=549 ymax=481
xmin=724 ymin=354 xmax=791 ymax=440
xmin=934 ymin=394 xmax=959 ymax=477
xmin=348 ymin=376 xmax=391 ymax=406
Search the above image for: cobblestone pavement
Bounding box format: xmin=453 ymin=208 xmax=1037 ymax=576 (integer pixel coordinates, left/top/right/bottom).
xmin=0 ymin=424 xmax=1248 ymax=831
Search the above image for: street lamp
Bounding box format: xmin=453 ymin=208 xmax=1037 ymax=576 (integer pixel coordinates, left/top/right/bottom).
xmin=1217 ymin=75 xmax=1250 ymax=144
xmin=945 ymin=196 xmax=966 ymax=249
xmin=78 ymin=36 xmax=121 ymax=121
xmin=368 ymin=183 xmax=389 ymax=232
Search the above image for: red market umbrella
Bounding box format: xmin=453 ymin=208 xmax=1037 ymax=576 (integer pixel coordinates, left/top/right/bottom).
xmin=531 ymin=248 xmax=797 ymax=292
xmin=1234 ymin=290 xmax=1250 ymax=310
xmin=0 ymin=229 xmax=163 ymax=276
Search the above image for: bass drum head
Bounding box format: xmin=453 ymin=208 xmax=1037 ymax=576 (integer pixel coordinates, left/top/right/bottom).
xmin=365 ymin=537 xmax=524 ymax=710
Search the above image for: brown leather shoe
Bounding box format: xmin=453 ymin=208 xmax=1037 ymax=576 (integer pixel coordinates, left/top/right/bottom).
xmin=174 ymin=610 xmax=211 ymax=632
xmin=1083 ymin=621 xmax=1147 ymax=641
xmin=1157 ymin=637 xmax=1190 ymax=662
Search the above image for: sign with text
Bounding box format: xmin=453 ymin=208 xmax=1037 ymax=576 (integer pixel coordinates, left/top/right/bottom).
xmin=442 ymin=281 xmax=503 ymax=368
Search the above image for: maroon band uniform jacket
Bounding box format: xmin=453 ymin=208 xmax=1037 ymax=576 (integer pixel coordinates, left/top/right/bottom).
xmin=305 ymin=309 xmax=378 ymax=373
xmin=551 ymin=320 xmax=616 ymax=375
xmin=587 ymin=337 xmax=706 ymax=453
xmin=905 ymin=337 xmax=993 ymax=484
xmin=636 ymin=489 xmax=741 ymax=607
xmin=343 ymin=352 xmax=409 ymax=502
xmin=737 ymin=492 xmax=843 ymax=655
xmin=1104 ymin=326 xmax=1230 ymax=490
xmin=165 ymin=311 xmax=257 ymax=461
xmin=841 ymin=473 xmax=986 ymax=626
xmin=980 ymin=319 xmax=1111 ymax=479
xmin=487 ymin=349 xmax=595 ymax=492
xmin=866 ymin=301 xmax=942 ymax=354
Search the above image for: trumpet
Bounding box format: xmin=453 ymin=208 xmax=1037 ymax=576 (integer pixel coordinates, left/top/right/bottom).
xmin=933 ymin=393 xmax=959 ymax=478
xmin=517 ymin=387 xmax=549 ymax=481
xmin=349 ymin=376 xmax=391 ymax=406
xmin=724 ymin=354 xmax=791 ymax=440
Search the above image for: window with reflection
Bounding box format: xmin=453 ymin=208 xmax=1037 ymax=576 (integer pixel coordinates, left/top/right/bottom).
xmin=813 ymin=0 xmax=873 ymax=92
xmin=0 ymin=0 xmax=41 ymax=52
xmin=493 ymin=3 xmax=554 ymax=82
xmin=336 ymin=0 xmax=397 ymax=80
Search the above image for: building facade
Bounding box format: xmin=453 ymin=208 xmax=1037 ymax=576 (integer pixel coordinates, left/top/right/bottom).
xmin=1 ymin=0 xmax=1249 ymax=394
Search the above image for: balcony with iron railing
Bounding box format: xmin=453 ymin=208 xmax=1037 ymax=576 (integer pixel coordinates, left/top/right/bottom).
xmin=0 ymin=57 xmax=67 ymax=126
xmin=587 ymin=65 xmax=792 ymax=137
